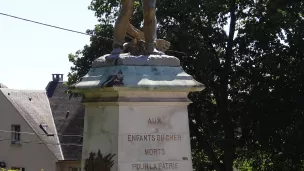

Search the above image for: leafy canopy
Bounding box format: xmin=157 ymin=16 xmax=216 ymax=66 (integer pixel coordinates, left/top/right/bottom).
xmin=68 ymin=0 xmax=304 ymax=170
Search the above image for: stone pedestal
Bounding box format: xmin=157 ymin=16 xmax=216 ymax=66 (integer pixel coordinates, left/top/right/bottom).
xmin=71 ymin=54 xmax=204 ymax=171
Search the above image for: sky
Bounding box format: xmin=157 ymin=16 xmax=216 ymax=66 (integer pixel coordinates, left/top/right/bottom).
xmin=0 ymin=1 xmax=232 ymax=90
xmin=0 ymin=0 xmax=98 ymax=90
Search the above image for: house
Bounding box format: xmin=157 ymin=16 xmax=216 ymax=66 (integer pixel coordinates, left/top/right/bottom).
xmin=46 ymin=74 xmax=85 ymax=171
xmin=0 ymin=84 xmax=64 ymax=171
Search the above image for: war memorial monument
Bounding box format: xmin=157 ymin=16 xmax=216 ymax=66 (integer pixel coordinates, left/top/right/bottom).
xmin=70 ymin=0 xmax=204 ymax=170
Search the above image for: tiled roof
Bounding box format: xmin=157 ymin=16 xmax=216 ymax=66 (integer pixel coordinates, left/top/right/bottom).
xmin=0 ymin=89 xmax=64 ymax=160
xmin=46 ymin=81 xmax=84 ymax=160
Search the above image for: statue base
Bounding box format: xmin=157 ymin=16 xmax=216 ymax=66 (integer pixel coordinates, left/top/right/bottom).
xmin=92 ymin=53 xmax=180 ymax=67
xmin=70 ymin=53 xmax=204 ymax=171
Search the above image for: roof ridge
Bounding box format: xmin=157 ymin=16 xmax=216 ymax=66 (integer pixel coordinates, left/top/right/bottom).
xmin=45 ymin=94 xmax=64 ymax=160
xmin=48 ymin=82 xmax=84 ymax=160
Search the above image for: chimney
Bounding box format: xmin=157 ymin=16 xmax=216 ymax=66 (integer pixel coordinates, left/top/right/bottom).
xmin=52 ymin=74 xmax=64 ymax=82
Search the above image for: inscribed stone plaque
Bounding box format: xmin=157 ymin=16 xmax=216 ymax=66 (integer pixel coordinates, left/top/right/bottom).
xmin=117 ymin=105 xmax=192 ymax=171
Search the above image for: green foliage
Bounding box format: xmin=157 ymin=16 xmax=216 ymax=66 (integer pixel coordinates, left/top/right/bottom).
xmin=67 ymin=25 xmax=113 ymax=85
xmin=68 ymin=0 xmax=304 ymax=170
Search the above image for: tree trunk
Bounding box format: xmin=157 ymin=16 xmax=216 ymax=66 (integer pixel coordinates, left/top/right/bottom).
xmin=219 ymin=0 xmax=237 ymax=171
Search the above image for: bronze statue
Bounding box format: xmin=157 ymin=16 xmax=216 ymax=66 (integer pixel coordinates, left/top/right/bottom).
xmin=111 ymin=0 xmax=168 ymax=55
xmin=124 ymin=23 xmax=170 ymax=53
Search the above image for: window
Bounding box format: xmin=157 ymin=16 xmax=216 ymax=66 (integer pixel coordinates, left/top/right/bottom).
xmin=69 ymin=167 xmax=81 ymax=171
xmin=11 ymin=125 xmax=21 ymax=144
xmin=11 ymin=167 xmax=25 ymax=171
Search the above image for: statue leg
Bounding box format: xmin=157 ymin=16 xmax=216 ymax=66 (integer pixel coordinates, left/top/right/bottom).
xmin=142 ymin=0 xmax=164 ymax=55
xmin=112 ymin=0 xmax=134 ymax=54
xmin=142 ymin=0 xmax=156 ymax=53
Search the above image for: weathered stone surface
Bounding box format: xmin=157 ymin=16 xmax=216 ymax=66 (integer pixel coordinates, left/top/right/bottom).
xmin=118 ymin=105 xmax=192 ymax=163
xmin=81 ymin=102 xmax=193 ymax=171
xmin=74 ymin=53 xmax=204 ymax=171
xmin=71 ymin=65 xmax=203 ymax=92
xmin=92 ymin=53 xmax=180 ymax=68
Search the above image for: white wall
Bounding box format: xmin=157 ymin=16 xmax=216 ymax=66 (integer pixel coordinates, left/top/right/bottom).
xmin=0 ymin=92 xmax=58 ymax=171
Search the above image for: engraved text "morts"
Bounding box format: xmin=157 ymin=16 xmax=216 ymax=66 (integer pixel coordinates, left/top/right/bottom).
xmin=145 ymin=149 xmax=165 ymax=155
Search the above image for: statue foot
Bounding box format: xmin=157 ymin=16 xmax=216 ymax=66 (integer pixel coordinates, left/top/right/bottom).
xmin=106 ymin=48 xmax=123 ymax=60
xmin=111 ymin=48 xmax=123 ymax=55
xmin=146 ymin=46 xmax=165 ymax=55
